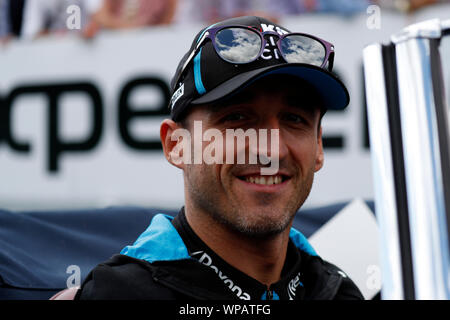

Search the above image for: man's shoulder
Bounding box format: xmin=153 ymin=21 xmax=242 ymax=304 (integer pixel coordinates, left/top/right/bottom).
xmin=76 ymin=254 xmax=176 ymax=300
xmin=299 ymin=250 xmax=364 ymax=300
xmin=323 ymin=260 xmax=365 ymax=300
xmin=316 ymin=257 xmax=365 ymax=300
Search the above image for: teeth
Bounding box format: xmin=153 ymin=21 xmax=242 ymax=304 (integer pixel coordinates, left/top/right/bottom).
xmin=245 ymin=175 xmax=283 ymax=185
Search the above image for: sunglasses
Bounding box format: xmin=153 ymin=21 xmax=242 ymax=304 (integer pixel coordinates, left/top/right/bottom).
xmin=176 ymin=25 xmax=335 ymax=85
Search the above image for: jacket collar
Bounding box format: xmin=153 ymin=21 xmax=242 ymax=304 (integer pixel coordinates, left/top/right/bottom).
xmin=120 ymin=214 xmax=345 ymax=300
xmin=121 ymin=214 xmax=191 ymax=262
xmin=121 ymin=213 xmax=317 ymax=263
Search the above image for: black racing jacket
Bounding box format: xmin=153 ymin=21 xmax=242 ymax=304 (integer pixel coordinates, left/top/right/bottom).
xmin=76 ymin=212 xmax=364 ymax=300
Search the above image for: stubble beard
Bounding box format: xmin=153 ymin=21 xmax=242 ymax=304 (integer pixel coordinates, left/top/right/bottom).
xmin=184 ymin=164 xmax=315 ymax=239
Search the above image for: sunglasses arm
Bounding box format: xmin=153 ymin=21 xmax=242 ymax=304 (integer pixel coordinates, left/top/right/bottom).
xmin=177 ymin=31 xmax=210 ymax=84
xmin=327 ymin=52 xmax=335 ymax=72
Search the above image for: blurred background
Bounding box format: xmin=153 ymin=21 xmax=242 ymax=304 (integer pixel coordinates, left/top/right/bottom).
xmin=0 ymin=0 xmax=449 ymax=211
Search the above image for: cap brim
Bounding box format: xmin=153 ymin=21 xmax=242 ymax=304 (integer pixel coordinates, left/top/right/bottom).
xmin=191 ymin=63 xmax=349 ymax=110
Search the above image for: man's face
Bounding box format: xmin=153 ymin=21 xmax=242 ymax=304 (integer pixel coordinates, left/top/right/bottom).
xmin=172 ymin=78 xmax=324 ymax=238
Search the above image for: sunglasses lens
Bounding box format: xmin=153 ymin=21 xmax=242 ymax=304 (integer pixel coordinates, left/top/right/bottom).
xmin=215 ymin=27 xmax=262 ymax=63
xmin=281 ymin=35 xmax=326 ymax=67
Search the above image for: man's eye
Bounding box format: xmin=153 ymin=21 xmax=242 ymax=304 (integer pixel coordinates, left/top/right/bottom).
xmin=222 ymin=113 xmax=246 ymax=122
xmin=282 ymin=113 xmax=304 ymax=123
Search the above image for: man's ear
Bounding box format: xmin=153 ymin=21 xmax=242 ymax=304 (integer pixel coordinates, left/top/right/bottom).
xmin=160 ymin=119 xmax=189 ymax=169
xmin=315 ymin=126 xmax=324 ymax=172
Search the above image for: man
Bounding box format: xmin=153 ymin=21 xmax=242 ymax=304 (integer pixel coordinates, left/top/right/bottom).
xmin=75 ymin=15 xmax=363 ymax=300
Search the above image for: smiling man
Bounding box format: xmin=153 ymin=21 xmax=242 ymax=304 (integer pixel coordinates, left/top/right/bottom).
xmin=75 ymin=16 xmax=363 ymax=300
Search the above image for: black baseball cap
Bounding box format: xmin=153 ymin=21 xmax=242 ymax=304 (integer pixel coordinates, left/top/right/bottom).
xmin=168 ymin=16 xmax=349 ymax=121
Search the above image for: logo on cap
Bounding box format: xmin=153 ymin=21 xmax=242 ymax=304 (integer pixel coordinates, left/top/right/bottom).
xmin=260 ymin=24 xmax=289 ymax=61
xmin=260 ymin=23 xmax=289 ymax=35
xmin=170 ymin=83 xmax=184 ymax=110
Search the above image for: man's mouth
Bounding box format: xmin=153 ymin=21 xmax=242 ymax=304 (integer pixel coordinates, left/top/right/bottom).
xmin=236 ymin=174 xmax=291 ymax=186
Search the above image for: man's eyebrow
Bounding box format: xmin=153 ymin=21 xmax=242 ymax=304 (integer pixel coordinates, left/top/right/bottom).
xmin=285 ymin=103 xmax=318 ymax=116
xmin=283 ymin=94 xmax=323 ymax=116
xmin=207 ymin=91 xmax=257 ymax=113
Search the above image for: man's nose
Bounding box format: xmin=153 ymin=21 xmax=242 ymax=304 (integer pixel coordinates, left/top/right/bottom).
xmin=250 ymin=117 xmax=288 ymax=162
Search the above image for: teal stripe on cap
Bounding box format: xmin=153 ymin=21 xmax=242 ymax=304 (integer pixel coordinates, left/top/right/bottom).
xmin=193 ymin=22 xmax=220 ymax=95
xmin=194 ymin=48 xmax=206 ymax=95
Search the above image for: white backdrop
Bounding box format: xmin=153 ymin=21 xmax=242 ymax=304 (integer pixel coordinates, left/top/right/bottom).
xmin=1 ymin=4 xmax=449 ymax=210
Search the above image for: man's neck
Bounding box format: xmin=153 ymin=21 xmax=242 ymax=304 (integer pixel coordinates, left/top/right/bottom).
xmin=184 ymin=203 xmax=292 ymax=287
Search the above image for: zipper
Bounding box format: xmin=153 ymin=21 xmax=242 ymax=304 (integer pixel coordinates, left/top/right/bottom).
xmin=266 ymin=288 xmax=273 ymax=300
